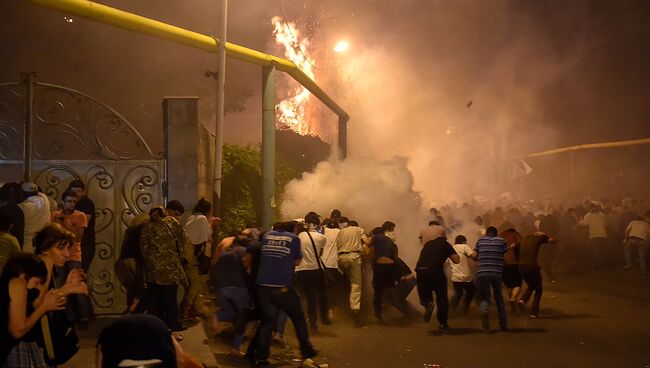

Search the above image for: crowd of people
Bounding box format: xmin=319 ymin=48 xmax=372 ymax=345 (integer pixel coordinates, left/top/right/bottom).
xmin=1 ymin=177 xmax=649 ymax=367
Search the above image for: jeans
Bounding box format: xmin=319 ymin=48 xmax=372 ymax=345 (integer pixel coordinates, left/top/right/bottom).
xmin=372 ymin=263 xmax=398 ymax=319
xmin=451 ymin=281 xmax=476 ymax=313
xmin=384 ymin=276 xmax=416 ymax=317
xmin=476 ymin=275 xmax=507 ymax=328
xmin=295 ymin=269 xmax=330 ymax=326
xmin=519 ymin=265 xmax=543 ymax=316
xmin=145 ymin=283 xmax=182 ymax=331
xmin=250 ymin=286 xmax=316 ymax=362
xmin=416 ymin=269 xmax=449 ymax=325
xmin=216 ymin=286 xmax=250 ymax=349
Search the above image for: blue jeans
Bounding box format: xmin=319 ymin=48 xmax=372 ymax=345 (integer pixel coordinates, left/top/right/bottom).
xmin=476 ymin=275 xmax=507 ymax=329
xmin=250 ymin=286 xmax=316 ymax=361
xmin=216 ymin=286 xmax=250 ymax=349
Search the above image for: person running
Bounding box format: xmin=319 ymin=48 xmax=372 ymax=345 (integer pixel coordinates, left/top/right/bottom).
xmin=367 ymin=224 xmax=399 ymax=324
xmin=622 ymin=212 xmax=649 ymax=279
xmin=247 ymin=221 xmax=318 ymax=367
xmin=499 ymin=227 xmax=523 ymax=313
xmin=448 ymin=235 xmax=475 ymax=315
xmin=415 ymin=226 xmax=459 ymax=331
xmin=517 ymin=231 xmax=556 ymax=318
xmin=472 ymin=226 xmax=509 ymax=332
xmin=295 ymin=213 xmax=331 ymax=331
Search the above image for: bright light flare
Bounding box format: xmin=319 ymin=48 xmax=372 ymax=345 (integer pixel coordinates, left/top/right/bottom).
xmin=333 ymin=40 xmax=349 ymax=53
xmin=271 ymin=16 xmax=316 ymax=135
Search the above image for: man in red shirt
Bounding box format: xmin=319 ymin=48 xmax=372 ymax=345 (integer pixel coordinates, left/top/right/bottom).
xmin=53 ymin=189 xmax=93 ymax=325
xmin=53 ymin=190 xmax=88 ymax=264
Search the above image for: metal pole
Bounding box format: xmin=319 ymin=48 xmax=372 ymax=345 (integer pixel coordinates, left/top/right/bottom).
xmin=21 ymin=72 xmax=35 ymax=182
xmin=338 ymin=115 xmax=348 ymax=159
xmin=212 ymin=0 xmax=228 ymax=215
xmin=261 ymin=65 xmax=276 ymax=230
xmin=569 ymin=149 xmax=575 ymax=195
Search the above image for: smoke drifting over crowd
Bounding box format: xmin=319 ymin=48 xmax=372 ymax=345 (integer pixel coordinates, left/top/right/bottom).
xmin=277 ymin=1 xmax=647 ymax=220
xmin=1 ymin=0 xmax=648 ymax=205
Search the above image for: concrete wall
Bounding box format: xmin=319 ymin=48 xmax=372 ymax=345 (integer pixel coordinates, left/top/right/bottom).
xmin=163 ymin=97 xmax=214 ymax=212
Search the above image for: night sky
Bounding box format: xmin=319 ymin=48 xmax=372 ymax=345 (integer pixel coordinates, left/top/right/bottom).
xmin=1 ymin=0 xmax=648 ymax=155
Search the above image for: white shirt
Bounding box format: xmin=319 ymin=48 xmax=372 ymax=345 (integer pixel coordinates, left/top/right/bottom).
xmin=184 ymin=214 xmax=211 ymax=244
xmin=296 ymin=230 xmax=327 ymax=271
xmin=334 ymin=226 xmax=366 ymax=253
xmin=321 ymin=228 xmax=340 ymax=268
xmin=447 ymin=243 xmax=474 ymax=282
xmin=626 ymin=220 xmax=649 ymax=241
xmin=19 ymin=193 xmax=51 ymax=253
xmin=579 ymin=212 xmax=607 ymax=239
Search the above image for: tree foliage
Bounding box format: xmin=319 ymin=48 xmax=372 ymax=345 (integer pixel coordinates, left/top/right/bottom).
xmin=218 ymin=132 xmax=331 ymax=236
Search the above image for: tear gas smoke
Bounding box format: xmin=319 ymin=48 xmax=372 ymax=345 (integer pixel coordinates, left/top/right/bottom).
xmin=281 ymin=156 xmax=426 ymax=262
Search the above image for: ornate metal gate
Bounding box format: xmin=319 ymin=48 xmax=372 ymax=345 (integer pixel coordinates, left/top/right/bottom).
xmin=0 ymin=74 xmax=165 ymax=314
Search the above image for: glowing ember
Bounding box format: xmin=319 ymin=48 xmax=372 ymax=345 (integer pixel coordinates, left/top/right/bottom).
xmin=333 ymin=40 xmax=349 ymax=53
xmin=271 ymin=16 xmax=316 ymax=135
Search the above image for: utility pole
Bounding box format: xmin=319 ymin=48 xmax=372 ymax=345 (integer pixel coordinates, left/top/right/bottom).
xmin=213 ymin=0 xmax=228 ymax=215
xmin=261 ymin=65 xmax=276 ymax=230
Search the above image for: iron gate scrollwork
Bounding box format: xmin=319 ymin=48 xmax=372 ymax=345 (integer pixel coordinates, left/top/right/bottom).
xmin=0 ymin=76 xmax=165 ymax=314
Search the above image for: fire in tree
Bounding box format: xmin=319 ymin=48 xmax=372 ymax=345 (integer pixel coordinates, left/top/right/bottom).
xmin=271 ymin=16 xmax=316 ymax=136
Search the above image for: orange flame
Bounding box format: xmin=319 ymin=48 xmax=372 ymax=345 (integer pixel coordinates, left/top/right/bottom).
xmin=272 ymin=16 xmax=315 ymax=135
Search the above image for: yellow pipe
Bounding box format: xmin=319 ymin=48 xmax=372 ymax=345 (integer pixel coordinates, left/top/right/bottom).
xmin=23 ymin=0 xmax=349 ymax=120
xmin=527 ymin=137 xmax=650 ymax=158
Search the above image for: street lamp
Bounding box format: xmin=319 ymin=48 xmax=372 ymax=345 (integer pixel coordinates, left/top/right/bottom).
xmin=333 ymin=40 xmax=349 ymax=53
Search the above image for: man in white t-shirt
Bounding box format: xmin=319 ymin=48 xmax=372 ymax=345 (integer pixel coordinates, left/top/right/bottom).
xmin=447 ymin=235 xmax=476 ymax=314
xmin=622 ymin=212 xmax=649 ymax=279
xmin=578 ymin=205 xmax=608 ymax=266
xmin=18 ymin=182 xmax=50 ymax=253
xmin=296 ymin=213 xmax=331 ymax=330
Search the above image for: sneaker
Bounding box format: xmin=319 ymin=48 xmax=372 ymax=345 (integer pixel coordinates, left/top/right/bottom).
xmin=481 ymin=314 xmax=490 ymax=332
xmin=500 ymin=326 xmax=508 ymax=332
xmin=529 ymin=313 xmax=539 ymax=319
xmin=229 ymin=348 xmax=246 ymax=358
xmin=622 ymin=265 xmax=632 ymax=270
xmin=423 ymin=303 xmax=434 ymax=323
xmin=438 ymin=324 xmax=451 ymax=332
xmin=322 ymin=319 xmax=333 ymax=325
xmin=301 ymin=358 xmax=329 ymax=368
xmin=272 ymin=333 xmax=285 ymax=346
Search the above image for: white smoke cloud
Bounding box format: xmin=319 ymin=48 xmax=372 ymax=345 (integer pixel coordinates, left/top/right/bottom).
xmin=280 ymin=155 xmax=427 ymax=262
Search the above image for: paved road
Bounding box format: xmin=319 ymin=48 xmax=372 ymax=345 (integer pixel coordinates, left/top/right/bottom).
xmin=212 ymin=268 xmax=650 ymax=368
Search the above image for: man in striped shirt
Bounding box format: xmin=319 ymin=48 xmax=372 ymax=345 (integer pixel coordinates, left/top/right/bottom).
xmin=471 ymin=226 xmax=510 ymax=332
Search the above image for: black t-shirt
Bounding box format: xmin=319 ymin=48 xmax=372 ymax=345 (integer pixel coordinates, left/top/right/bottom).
xmin=119 ymin=224 xmax=144 ymax=261
xmin=416 ymin=237 xmax=457 ymax=272
xmin=519 ymin=234 xmax=550 ymax=267
xmin=75 ymin=196 xmax=95 ymax=244
xmin=0 ymin=279 xmax=41 ymax=362
xmin=370 ymin=234 xmax=398 ymax=262
xmin=97 ymin=314 xmax=176 ymax=368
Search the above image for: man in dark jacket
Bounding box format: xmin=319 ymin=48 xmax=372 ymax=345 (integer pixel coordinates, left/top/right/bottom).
xmin=415 ymin=225 xmax=459 ymax=331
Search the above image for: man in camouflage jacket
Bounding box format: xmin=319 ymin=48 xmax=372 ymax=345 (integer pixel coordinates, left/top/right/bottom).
xmin=140 ymin=200 xmax=188 ymax=332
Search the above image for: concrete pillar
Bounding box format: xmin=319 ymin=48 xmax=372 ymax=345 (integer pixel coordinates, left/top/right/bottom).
xmin=163 ymin=96 xmax=213 ymax=211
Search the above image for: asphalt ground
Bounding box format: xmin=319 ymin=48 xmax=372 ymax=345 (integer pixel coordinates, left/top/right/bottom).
xmin=210 ymin=266 xmax=650 ymax=368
